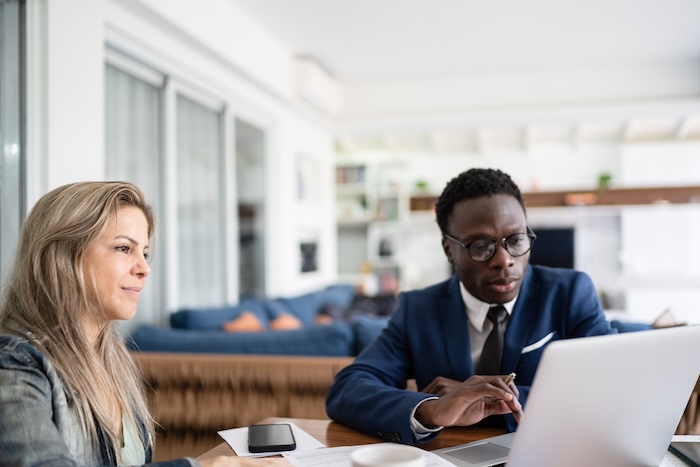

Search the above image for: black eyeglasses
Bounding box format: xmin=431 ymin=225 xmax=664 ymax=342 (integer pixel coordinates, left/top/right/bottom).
xmin=443 ymin=227 xmax=537 ymax=262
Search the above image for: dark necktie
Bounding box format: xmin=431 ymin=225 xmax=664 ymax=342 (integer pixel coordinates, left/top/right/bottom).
xmin=477 ymin=305 xmax=507 ymax=375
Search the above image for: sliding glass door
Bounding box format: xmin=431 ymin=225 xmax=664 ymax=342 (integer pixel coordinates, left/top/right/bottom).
xmin=105 ymin=50 xmax=269 ymax=318
xmin=175 ymin=95 xmax=226 ymax=307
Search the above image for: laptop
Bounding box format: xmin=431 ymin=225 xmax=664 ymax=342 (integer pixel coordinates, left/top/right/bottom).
xmin=434 ymin=325 xmax=700 ymax=467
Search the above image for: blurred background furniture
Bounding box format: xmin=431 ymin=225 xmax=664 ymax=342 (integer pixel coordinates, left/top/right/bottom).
xmin=133 ymin=352 xmax=354 ymax=461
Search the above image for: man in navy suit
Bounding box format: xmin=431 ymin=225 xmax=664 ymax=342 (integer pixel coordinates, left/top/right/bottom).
xmin=326 ymin=168 xmax=615 ymax=444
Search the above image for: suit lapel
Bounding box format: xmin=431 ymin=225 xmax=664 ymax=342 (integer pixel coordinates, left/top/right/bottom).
xmin=440 ymin=275 xmax=474 ymax=375
xmin=502 ymin=264 xmax=539 ymax=373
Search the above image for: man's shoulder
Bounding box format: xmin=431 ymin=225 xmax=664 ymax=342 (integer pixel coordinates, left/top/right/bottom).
xmin=527 ymin=264 xmax=587 ymax=284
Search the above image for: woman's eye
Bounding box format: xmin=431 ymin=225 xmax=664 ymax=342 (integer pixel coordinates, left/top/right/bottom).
xmin=116 ymin=245 xmax=131 ymax=254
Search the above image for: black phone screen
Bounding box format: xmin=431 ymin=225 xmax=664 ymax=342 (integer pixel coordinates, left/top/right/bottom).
xmin=247 ymin=423 xmax=296 ymax=453
xmin=669 ymin=442 xmax=700 ymax=467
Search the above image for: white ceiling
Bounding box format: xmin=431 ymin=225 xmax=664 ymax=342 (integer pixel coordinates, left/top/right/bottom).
xmin=230 ymin=0 xmax=700 ymax=149
xmin=230 ymin=0 xmax=700 ymax=83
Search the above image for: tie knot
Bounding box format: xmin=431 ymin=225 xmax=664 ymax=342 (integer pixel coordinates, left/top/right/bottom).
xmin=487 ymin=305 xmax=507 ymax=325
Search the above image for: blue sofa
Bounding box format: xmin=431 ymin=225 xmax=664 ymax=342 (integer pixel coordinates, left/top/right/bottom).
xmin=130 ymin=308 xmax=698 ymax=461
xmin=128 ymin=284 xmax=396 ymax=459
xmin=128 ymin=284 xmax=392 ymax=357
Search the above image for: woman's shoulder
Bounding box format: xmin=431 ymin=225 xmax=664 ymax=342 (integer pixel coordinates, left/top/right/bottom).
xmin=0 ymin=333 xmax=49 ymax=369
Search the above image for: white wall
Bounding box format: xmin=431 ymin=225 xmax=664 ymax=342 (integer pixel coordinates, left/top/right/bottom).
xmin=28 ymin=0 xmax=338 ymax=299
xmin=621 ymin=142 xmax=700 ymax=187
xmin=621 ymin=204 xmax=700 ymax=324
xmin=40 ymin=0 xmax=104 ymax=197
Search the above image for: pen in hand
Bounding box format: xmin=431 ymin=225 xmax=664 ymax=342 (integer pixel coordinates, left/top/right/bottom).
xmin=503 ymin=372 xmax=523 ymax=423
xmin=488 ymin=372 xmax=517 ymax=403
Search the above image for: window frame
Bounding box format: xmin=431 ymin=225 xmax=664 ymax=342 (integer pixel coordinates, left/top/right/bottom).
xmin=104 ymin=43 xmax=274 ymax=314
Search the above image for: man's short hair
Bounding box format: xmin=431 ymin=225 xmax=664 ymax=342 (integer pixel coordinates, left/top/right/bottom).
xmin=435 ymin=168 xmax=526 ymax=234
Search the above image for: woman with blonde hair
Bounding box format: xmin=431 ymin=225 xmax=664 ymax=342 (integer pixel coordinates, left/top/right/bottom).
xmin=0 ymin=181 xmax=283 ymax=467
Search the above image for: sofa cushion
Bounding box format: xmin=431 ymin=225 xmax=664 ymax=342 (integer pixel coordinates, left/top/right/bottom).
xmin=320 ymin=284 xmax=357 ymax=309
xmin=353 ymin=316 xmax=390 ymax=355
xmin=609 ymin=320 xmax=653 ymax=333
xmin=268 ymin=293 xmax=323 ymax=327
xmin=170 ymin=298 xmax=269 ymax=330
xmin=222 ymin=311 xmax=266 ymax=332
xmin=268 ymin=313 xmax=303 ymax=331
xmin=267 ymin=284 xmax=358 ymax=327
xmin=128 ymin=321 xmax=355 ymax=356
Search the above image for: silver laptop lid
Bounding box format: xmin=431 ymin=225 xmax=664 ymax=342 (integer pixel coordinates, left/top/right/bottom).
xmin=507 ymin=326 xmax=700 ymax=467
xmin=435 ymin=326 xmax=700 ymax=467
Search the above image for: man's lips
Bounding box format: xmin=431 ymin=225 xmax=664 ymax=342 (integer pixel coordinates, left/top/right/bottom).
xmin=486 ymin=276 xmax=520 ymax=293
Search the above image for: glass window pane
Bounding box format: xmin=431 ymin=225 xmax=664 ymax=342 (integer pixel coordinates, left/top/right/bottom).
xmin=177 ymin=95 xmax=224 ymax=307
xmin=0 ymin=0 xmax=24 ymax=283
xmin=104 ymin=64 xmax=163 ymax=326
xmin=236 ymin=118 xmax=266 ymax=298
xmin=105 ymin=64 xmax=161 ymax=196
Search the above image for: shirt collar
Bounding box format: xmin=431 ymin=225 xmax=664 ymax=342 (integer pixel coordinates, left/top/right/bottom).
xmin=459 ymin=281 xmax=517 ymax=333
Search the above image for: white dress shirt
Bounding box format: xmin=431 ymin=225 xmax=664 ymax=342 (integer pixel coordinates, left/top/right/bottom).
xmin=410 ymin=283 xmax=517 ymax=437
xmin=460 ymin=281 xmax=516 ymax=371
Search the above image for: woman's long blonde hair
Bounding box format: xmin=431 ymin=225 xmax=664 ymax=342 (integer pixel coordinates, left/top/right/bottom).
xmin=0 ymin=181 xmax=156 ymax=463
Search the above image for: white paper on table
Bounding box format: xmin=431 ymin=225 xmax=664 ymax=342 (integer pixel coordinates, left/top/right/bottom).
xmin=217 ymin=422 xmax=325 ymax=457
xmin=283 ymin=443 xmax=458 ymax=467
xmin=671 ymin=435 xmax=700 ymax=442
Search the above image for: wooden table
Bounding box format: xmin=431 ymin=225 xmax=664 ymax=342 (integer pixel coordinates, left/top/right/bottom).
xmin=198 ymin=417 xmax=506 ymax=462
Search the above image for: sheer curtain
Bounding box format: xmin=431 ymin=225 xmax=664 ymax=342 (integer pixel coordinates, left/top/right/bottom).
xmin=176 ymin=95 xmax=224 ymax=307
xmin=105 ymin=64 xmax=163 ymax=326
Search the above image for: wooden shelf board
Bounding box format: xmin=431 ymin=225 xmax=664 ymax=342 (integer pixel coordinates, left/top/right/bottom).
xmin=524 ymin=186 xmax=700 ymax=207
xmin=409 ymin=186 xmax=700 ymax=210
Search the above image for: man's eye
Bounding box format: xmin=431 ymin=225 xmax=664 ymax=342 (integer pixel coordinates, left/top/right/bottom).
xmin=470 ymin=240 xmax=490 ymax=253
xmin=509 ymin=237 xmax=523 ymax=246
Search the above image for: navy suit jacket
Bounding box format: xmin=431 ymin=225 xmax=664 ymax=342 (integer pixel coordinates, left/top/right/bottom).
xmin=326 ymin=264 xmax=615 ymax=444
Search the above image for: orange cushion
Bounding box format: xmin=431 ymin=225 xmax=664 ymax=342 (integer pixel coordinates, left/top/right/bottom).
xmin=269 ymin=313 xmax=303 ymax=331
xmin=314 ymin=314 xmax=335 ymax=325
xmin=222 ymin=311 xmax=265 ymax=333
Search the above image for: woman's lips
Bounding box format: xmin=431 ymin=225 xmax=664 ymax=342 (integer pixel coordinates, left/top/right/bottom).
xmin=122 ymin=286 xmax=142 ymax=300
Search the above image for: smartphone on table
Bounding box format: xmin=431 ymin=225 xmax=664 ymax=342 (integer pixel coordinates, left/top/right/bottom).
xmin=247 ymin=423 xmax=296 ymax=453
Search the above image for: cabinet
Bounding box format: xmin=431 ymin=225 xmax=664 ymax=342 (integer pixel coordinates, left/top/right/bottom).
xmin=336 ymin=165 xmax=370 ymax=222
xmin=336 ymin=163 xmax=442 ymax=293
xmin=335 ymin=164 xmax=407 ymax=223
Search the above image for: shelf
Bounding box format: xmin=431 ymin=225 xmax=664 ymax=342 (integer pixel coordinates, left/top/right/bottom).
xmin=336 ymin=183 xmax=367 ymax=196
xmin=409 ymin=186 xmax=700 ymax=210
xmin=524 ymin=185 xmax=700 ymax=207
xmin=338 ymin=218 xmax=372 ymax=227
xmin=409 ymin=194 xmax=439 ymax=212
xmin=335 ymin=165 xmax=366 ymax=185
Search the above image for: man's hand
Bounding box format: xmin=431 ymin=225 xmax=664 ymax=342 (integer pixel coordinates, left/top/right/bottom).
xmin=423 ymin=376 xmax=463 ymax=396
xmin=416 ymin=375 xmax=522 ymax=428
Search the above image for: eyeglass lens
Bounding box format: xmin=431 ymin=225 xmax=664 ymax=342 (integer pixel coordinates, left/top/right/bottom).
xmin=470 ymin=233 xmax=533 ymax=261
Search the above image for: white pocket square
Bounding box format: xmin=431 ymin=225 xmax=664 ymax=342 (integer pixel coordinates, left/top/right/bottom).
xmin=521 ymin=331 xmax=554 ymax=354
